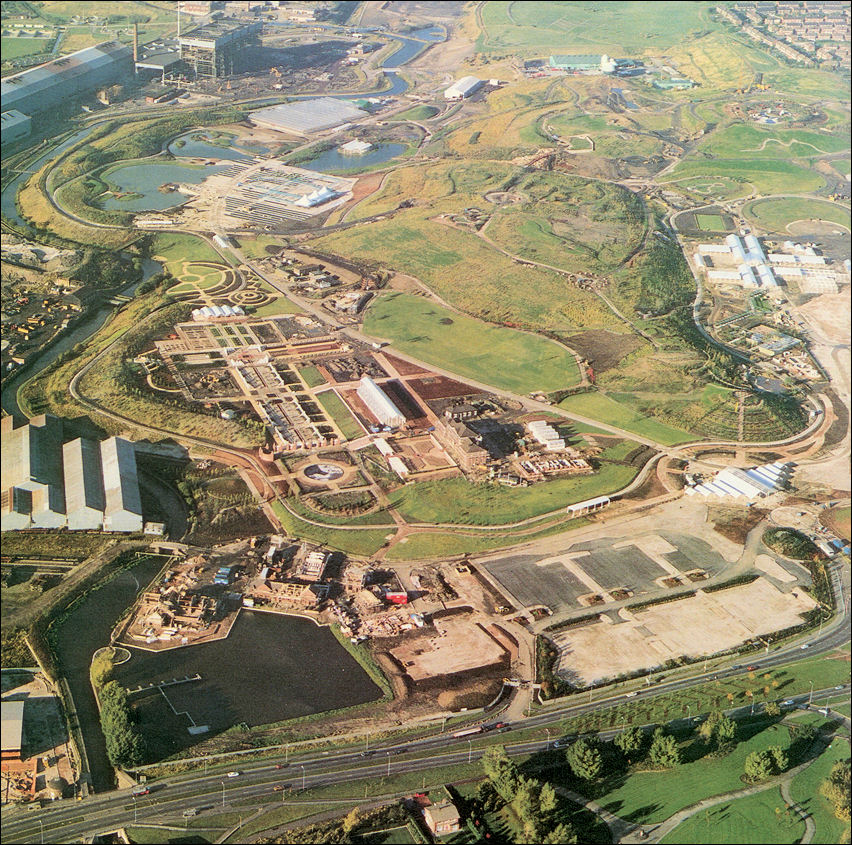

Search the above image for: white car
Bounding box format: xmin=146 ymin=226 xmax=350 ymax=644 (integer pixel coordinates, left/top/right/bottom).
xmin=226 ymin=771 xmax=240 ymax=778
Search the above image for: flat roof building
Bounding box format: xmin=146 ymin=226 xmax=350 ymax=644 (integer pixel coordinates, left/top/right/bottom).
xmin=1 ymin=414 xmax=66 ymax=530
xmin=444 ymin=75 xmax=483 ymax=100
xmin=63 ymin=438 xmax=106 ymax=530
xmin=357 ymin=376 xmax=406 ymax=428
xmin=100 ymin=437 xmax=144 ymax=533
xmin=549 ymin=54 xmax=602 ymax=72
xmin=1 ymin=700 xmax=25 ymax=762
xmin=250 ymin=98 xmax=369 ymax=136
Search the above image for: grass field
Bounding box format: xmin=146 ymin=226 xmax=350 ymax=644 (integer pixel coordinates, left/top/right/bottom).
xmin=788 ymin=736 xmax=851 ymax=845
xmin=742 ymin=198 xmax=851 ymax=233
xmin=235 ymin=235 xmax=284 ymax=259
xmin=363 ymin=292 xmax=581 ymax=395
xmin=694 ymin=214 xmax=729 ymax=231
xmin=600 ymin=720 xmax=801 ymax=825
xmin=476 ymin=1 xmax=716 ymax=56
xmin=315 ymin=389 xmax=365 ymax=440
xmin=394 ymin=105 xmax=439 ymax=121
xmin=387 ymin=464 xmax=638 ymax=525
xmin=249 ymin=294 xmax=301 ymax=316
xmin=700 ymin=124 xmax=848 ymax=160
xmin=1 ymin=37 xmax=52 ymax=59
xmin=660 ymin=159 xmax=825 ymax=196
xmin=270 ymin=501 xmax=390 ymax=557
xmin=314 ymin=161 xmax=621 ymax=333
xmin=152 ymin=232 xmax=222 ymax=275
xmin=558 ymin=391 xmax=694 ymax=445
xmin=831 ymin=159 xmax=851 ymax=176
xmin=660 ymin=787 xmax=805 ymax=844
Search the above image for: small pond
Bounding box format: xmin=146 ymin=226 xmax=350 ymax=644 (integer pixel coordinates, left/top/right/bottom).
xmin=100 ymin=161 xmax=229 ymax=211
xmin=168 ymin=131 xmax=269 ymax=161
xmin=301 ymin=142 xmax=406 ymax=173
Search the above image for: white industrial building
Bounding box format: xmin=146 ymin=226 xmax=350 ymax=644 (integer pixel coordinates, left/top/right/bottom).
xmin=1 ymin=416 xmax=144 ymax=532
xmin=191 ymin=304 xmax=245 ymax=321
xmin=685 ymin=462 xmax=791 ymax=499
xmin=357 ymin=376 xmax=405 ymax=428
xmin=1 ymin=414 xmax=66 ymax=530
xmin=339 ymin=139 xmax=372 ymax=155
xmin=567 ymin=495 xmax=610 ymax=517
xmin=444 ymin=76 xmax=483 ymax=100
xmin=768 ymin=252 xmax=827 ymax=266
xmin=101 ymin=437 xmax=144 ymax=533
xmin=527 ymin=419 xmax=566 ymax=452
xmin=62 ymin=438 xmax=106 ymax=530
xmin=249 ymin=98 xmax=369 ymax=136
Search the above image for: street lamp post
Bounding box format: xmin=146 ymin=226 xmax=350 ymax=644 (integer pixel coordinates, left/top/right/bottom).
xmin=39 ymin=819 xmax=44 ymax=845
xmin=221 ymin=781 xmax=225 ymax=808
xmin=468 ymin=739 xmax=473 ymax=764
xmin=809 ymin=681 xmax=814 ymax=707
xmin=545 ymin=728 xmax=550 ymax=751
xmin=285 ymin=743 xmax=289 ymax=763
xmin=133 ymin=795 xmax=137 ymax=824
xmin=441 ymin=716 xmax=447 ymax=733
xmin=387 ymin=752 xmax=391 ymax=777
xmin=301 ymin=764 xmax=306 ymax=791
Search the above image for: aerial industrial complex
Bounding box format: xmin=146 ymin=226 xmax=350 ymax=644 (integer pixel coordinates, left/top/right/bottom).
xmin=0 ymin=2 xmax=849 ymax=843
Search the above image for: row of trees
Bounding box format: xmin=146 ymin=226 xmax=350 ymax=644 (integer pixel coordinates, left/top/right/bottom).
xmin=820 ymin=760 xmax=851 ymax=822
xmin=481 ymin=747 xmax=575 ymax=844
xmin=563 ymin=711 xmax=742 ymax=786
xmin=99 ymin=680 xmax=144 ymax=768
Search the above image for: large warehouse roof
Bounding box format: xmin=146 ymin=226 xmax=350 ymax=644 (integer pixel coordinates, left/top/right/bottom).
xmin=1 ymin=700 xmax=24 ymax=755
xmin=249 ymin=98 xmax=369 ymax=136
xmin=444 ymin=75 xmax=482 ymax=99
xmin=1 ymin=41 xmax=132 ymax=115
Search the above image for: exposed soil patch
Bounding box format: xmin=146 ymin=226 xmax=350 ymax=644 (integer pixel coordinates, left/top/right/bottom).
xmin=565 ymin=329 xmax=645 ymax=371
xmin=708 ymin=505 xmax=770 ymax=544
xmin=383 ymin=354 xmax=429 ymax=375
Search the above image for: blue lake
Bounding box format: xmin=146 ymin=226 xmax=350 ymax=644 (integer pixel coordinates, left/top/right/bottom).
xmin=101 ymin=161 xmax=229 ymax=211
xmin=302 ymin=142 xmax=406 ymax=173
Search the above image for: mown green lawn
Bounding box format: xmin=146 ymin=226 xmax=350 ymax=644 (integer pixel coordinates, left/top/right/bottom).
xmin=363 ymin=292 xmax=581 ymax=395
xmin=1 ymin=37 xmax=52 ymax=59
xmin=659 ymin=787 xmax=804 ymax=844
xmin=298 ymin=364 xmax=327 ymax=388
xmin=152 ymin=232 xmax=222 ymax=275
xmin=558 ymin=391 xmax=694 ymax=445
xmin=788 ymin=736 xmax=850 ymax=845
xmin=742 ymin=198 xmax=851 ymax=233
xmin=660 ymin=159 xmax=825 ymax=196
xmin=599 ymin=721 xmax=799 ymax=825
xmin=315 ymin=389 xmax=364 ymax=440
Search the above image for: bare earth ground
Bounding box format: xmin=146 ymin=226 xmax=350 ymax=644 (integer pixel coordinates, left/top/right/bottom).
xmin=553 ymin=578 xmax=816 ymax=686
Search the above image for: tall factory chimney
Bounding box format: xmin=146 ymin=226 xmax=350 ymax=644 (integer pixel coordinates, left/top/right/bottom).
xmin=177 ymin=2 xmax=181 ymax=38
xmin=132 ymin=22 xmax=139 ymax=70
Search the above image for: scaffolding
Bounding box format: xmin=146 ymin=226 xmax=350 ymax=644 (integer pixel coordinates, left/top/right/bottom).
xmin=179 ymin=19 xmax=262 ymax=79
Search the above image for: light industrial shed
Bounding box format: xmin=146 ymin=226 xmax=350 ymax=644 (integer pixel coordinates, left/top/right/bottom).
xmin=443 ymin=75 xmax=483 ymax=100
xmin=250 ymin=98 xmax=369 ymax=136
xmin=0 ymin=41 xmax=132 ymax=117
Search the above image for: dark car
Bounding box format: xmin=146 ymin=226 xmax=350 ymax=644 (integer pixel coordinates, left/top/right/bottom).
xmin=360 ymin=750 xmax=375 ymax=757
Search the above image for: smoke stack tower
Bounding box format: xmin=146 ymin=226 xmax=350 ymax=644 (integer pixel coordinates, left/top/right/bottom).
xmin=132 ymin=23 xmax=139 ymax=70
xmin=177 ymin=2 xmax=181 ymax=38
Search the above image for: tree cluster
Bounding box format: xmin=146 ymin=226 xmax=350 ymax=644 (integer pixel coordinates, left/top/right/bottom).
xmin=481 ymin=747 xmax=575 ymax=843
xmin=743 ymin=746 xmax=788 ymax=781
xmin=99 ymin=680 xmax=144 ymax=768
xmin=698 ymin=711 xmax=738 ymax=753
xmin=820 ymin=760 xmax=851 ymax=822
